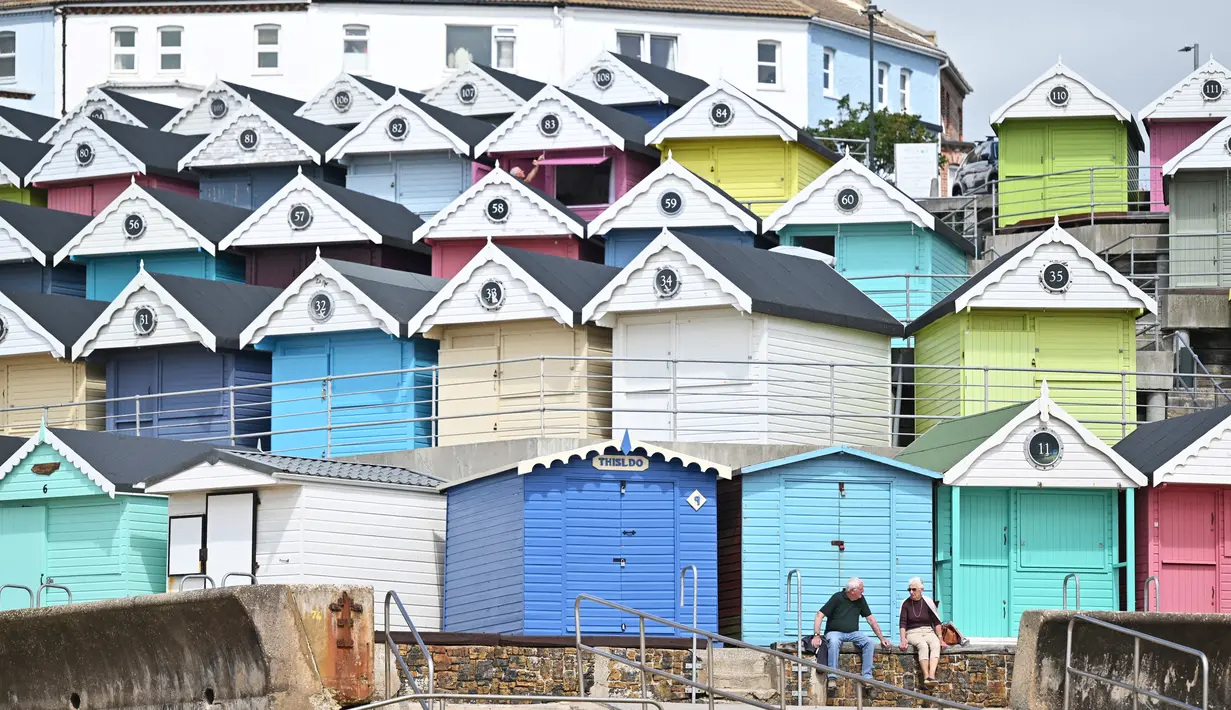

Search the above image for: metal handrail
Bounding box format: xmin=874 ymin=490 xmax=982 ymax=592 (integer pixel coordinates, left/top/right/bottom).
xmin=1062 ymin=574 xmax=1080 ymax=611
xmin=574 ymin=593 xmax=980 ymax=710
xmin=350 ymin=693 xmax=667 ymax=710
xmin=679 ymin=565 xmax=698 ymax=704
xmin=221 ymin=572 xmax=258 ymax=587
xmin=177 ymin=574 xmax=216 ymax=591
xmin=383 ymin=590 xmax=433 ymax=710
xmin=784 ymin=569 xmax=803 ymax=706
xmin=0 ymin=584 xmax=34 ymax=609
xmin=1145 ymin=576 xmax=1160 ymax=612
xmin=1064 ymin=614 xmax=1209 ymax=710
xmin=35 ymin=583 xmax=71 ymax=607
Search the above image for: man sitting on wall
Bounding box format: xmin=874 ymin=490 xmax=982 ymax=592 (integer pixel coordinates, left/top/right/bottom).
xmin=810 ymin=577 xmax=891 ymax=698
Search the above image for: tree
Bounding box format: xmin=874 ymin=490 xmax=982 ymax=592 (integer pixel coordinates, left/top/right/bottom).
xmin=808 ymin=95 xmax=940 ymax=176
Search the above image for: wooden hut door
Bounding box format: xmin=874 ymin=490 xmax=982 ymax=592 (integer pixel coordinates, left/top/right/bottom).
xmin=1158 ymin=488 xmax=1217 ymax=613
xmin=437 ymin=332 xmax=498 ymax=444
xmin=1171 ymin=178 xmax=1221 ymax=288
xmin=564 ymin=478 xmax=623 ymax=634
xmin=779 ymin=478 xmax=839 ymax=637
xmin=619 ymin=480 xmax=679 ymax=632
xmin=957 ymin=489 xmax=1010 ymax=637
xmin=0 ymin=505 xmax=45 ymax=611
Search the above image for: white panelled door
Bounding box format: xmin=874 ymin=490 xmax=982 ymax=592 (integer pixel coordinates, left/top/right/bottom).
xmin=615 ymin=320 xmax=674 ymax=439
xmin=205 ymin=492 xmax=257 ymax=587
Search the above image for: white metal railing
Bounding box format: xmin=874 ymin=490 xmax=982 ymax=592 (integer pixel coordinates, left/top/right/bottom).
xmin=843 ymin=273 xmax=970 ymax=324
xmin=1101 ymin=231 xmax=1231 ymax=294
xmin=0 ymin=355 xmax=1221 ymax=452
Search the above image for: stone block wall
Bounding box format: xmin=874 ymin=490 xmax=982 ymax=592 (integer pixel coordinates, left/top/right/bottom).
xmin=810 ymin=645 xmax=1013 ymax=707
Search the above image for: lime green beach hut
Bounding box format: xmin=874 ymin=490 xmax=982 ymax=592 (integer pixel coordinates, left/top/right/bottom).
xmin=992 ymin=61 xmax=1144 ymax=228
xmin=907 ymin=221 xmax=1155 ymax=442
xmin=897 ymin=383 xmax=1146 ymax=638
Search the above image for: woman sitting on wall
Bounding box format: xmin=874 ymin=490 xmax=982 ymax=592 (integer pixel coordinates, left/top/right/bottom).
xmin=898 ymin=577 xmax=946 ymax=685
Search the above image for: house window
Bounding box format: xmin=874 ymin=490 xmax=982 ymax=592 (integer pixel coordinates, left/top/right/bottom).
xmin=445 ymin=26 xmax=516 ymax=70
xmin=343 ymin=24 xmax=368 ymax=74
xmin=0 ymin=32 xmax=14 ymax=80
xmin=615 ymin=32 xmax=676 ymax=69
xmin=876 ymin=62 xmax=888 ymax=108
xmin=159 ymin=27 xmax=182 ymax=72
xmin=112 ymin=27 xmax=136 ymax=73
xmin=494 ymin=28 xmax=515 ymax=70
xmin=757 ymin=41 xmax=780 ymax=87
xmin=255 ymin=24 xmax=280 ymax=71
xmin=899 ymin=68 xmax=912 ymax=112
xmin=822 ymin=47 xmax=835 ymax=97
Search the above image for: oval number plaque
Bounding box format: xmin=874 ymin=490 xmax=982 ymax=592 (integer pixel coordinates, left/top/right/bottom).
xmin=0 ymin=315 xmax=7 ymax=345
xmin=332 ymin=90 xmax=353 ymax=113
xmin=209 ymin=98 xmax=230 ymax=119
xmin=1048 ymin=85 xmax=1071 ymax=107
xmin=835 ymin=187 xmax=861 ymax=213
xmin=1203 ymin=79 xmax=1224 ymax=102
xmin=654 ymin=266 xmax=681 ymax=299
xmin=658 ymin=190 xmax=684 ymax=217
xmin=709 ymin=102 xmax=734 ymax=126
xmin=287 ymin=203 xmax=314 ymax=231
xmin=387 ymin=116 xmax=409 ymax=141
xmin=1040 ymin=262 xmax=1071 ymax=292
xmin=458 ymin=83 xmax=478 ymax=105
xmin=593 ymin=67 xmax=615 ymax=91
xmin=485 ymin=197 xmax=510 ymax=223
xmin=1026 ymin=429 xmax=1063 ymax=469
xmin=75 ymin=143 xmax=95 ymax=167
xmin=478 ymin=280 xmax=505 ymax=310
xmin=134 ymin=306 xmax=158 ymax=337
xmin=238 ymin=128 xmax=260 ymax=151
xmin=309 ymin=292 xmax=334 ymax=323
xmin=123 ymin=213 xmax=146 ymax=240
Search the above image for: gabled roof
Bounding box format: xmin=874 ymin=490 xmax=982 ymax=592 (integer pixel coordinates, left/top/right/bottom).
xmin=0 ymin=289 xmax=108 ymax=358
xmin=0 ymin=135 xmax=51 ymax=187
xmin=325 ymin=91 xmax=496 ymax=161
xmin=609 ymin=53 xmax=709 ymax=106
xmin=162 ymin=79 xmax=304 ymax=132
xmin=764 ymin=154 xmax=973 ymax=255
xmin=412 ymin=167 xmax=587 ymax=242
xmin=475 ymin=84 xmax=657 ymax=156
xmin=72 ymin=269 xmax=280 ymax=357
xmin=1113 ymin=405 xmax=1231 ymax=485
xmin=895 ymin=402 xmax=1030 ymax=473
xmin=587 ymin=157 xmax=760 ymax=235
xmin=0 ymin=105 xmax=56 ymax=141
xmin=645 ymin=80 xmax=841 ymax=162
xmin=27 ymin=117 xmax=203 ymax=184
xmin=39 ymin=86 xmax=171 ymax=142
xmin=352 ymin=75 xmax=425 ymax=102
xmin=904 ymin=220 xmax=1157 ymax=335
xmin=178 ymin=102 xmax=346 ymax=169
xmin=1163 ymin=115 xmax=1231 ymax=175
xmin=241 ymin=254 xmax=447 ymax=345
xmin=222 ymin=451 xmax=442 ymax=488
xmin=99 ymin=88 xmax=180 ymax=130
xmin=739 ymin=445 xmax=942 ymax=479
xmin=990 ymin=61 xmax=1144 ymax=149
xmin=1141 ymin=57 xmax=1231 ymax=121
xmin=407 ymin=241 xmax=620 ymax=333
xmin=0 ymin=201 xmax=91 ymax=265
xmin=563 ymin=51 xmax=707 ymax=108
xmin=472 ymin=63 xmax=547 ymax=101
xmin=584 ymin=229 xmax=903 ymax=336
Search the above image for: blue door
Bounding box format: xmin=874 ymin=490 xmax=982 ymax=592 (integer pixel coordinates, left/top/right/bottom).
xmin=565 ymin=478 xmax=624 ymax=634
xmin=200 ymin=172 xmax=253 ymax=209
xmin=347 ymin=158 xmax=397 ymax=203
xmin=252 ymin=168 xmax=297 ymax=210
xmin=110 ymin=353 xmax=158 ymax=433
xmin=397 ymin=153 xmax=470 ymax=219
xmin=781 ymin=478 xmax=840 ymax=636
xmin=271 ymin=347 xmax=330 ymax=457
xmin=159 ymin=349 xmax=227 ymax=442
xmin=838 ymin=481 xmax=893 ymax=621
xmin=620 ymin=480 xmax=679 ymax=634
xmin=0 ymin=506 xmax=45 ymax=610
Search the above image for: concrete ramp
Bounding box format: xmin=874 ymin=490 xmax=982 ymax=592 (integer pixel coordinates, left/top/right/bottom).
xmin=0 ymin=584 xmax=374 ymax=710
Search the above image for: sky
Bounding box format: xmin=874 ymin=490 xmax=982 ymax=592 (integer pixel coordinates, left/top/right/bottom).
xmin=893 ymin=0 xmax=1231 ymax=140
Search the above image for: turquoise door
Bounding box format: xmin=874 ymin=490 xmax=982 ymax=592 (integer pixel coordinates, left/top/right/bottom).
xmin=0 ymin=506 xmax=46 ymax=610
xmin=957 ymin=489 xmax=1011 ymax=636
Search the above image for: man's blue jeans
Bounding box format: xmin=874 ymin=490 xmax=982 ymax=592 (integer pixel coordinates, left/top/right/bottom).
xmin=823 ymin=631 xmax=875 ymax=680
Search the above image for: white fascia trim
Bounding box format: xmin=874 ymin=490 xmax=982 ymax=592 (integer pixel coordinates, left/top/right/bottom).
xmin=564 ymin=51 xmax=669 ymax=105
xmin=162 ymin=79 xmax=244 ymax=132
xmin=515 ymin=438 xmax=731 ymax=478
xmin=54 ymin=180 xmax=215 ymax=264
xmin=1141 ymin=57 xmax=1231 ymax=120
xmin=807 ymin=17 xmax=947 ymax=61
xmin=764 ymin=153 xmax=933 ymax=232
xmin=0 ymin=115 xmax=27 ymax=142
xmin=71 ymin=268 xmax=218 ymax=358
xmin=1152 ymin=408 xmax=1231 ymax=485
xmin=475 ymin=84 xmax=625 ymax=155
xmin=0 ymin=212 xmax=47 ymax=266
xmin=240 ymin=254 xmax=401 ymax=346
xmin=645 ymin=79 xmax=796 ymax=146
xmin=581 ymin=228 xmax=753 ymax=325
xmin=0 ymin=425 xmax=116 ymax=497
xmin=943 ymin=384 xmax=1146 ymax=488
xmin=0 ymin=154 xmax=24 ymax=187
xmin=295 ymin=72 xmax=385 ymax=120
xmin=178 ymin=102 xmax=321 ymax=171
xmin=421 ymin=64 xmax=526 ymax=108
xmin=0 ymin=288 xmax=65 ymax=357
xmin=39 ymin=87 xmax=142 ymax=143
xmin=587 ymin=157 xmax=760 ymax=235
xmin=326 ymin=92 xmax=469 ymax=162
xmin=990 ymin=61 xmax=1134 ymax=126
xmin=219 ymin=172 xmax=383 ymax=250
xmin=953 ymin=221 xmax=1158 ymax=315
xmin=27 ymin=118 xmax=147 ymax=185
xmin=407 ymin=240 xmax=575 ymax=334
xmin=144 ymin=462 xmax=280 ymax=494
xmin=411 ymin=167 xmax=586 ymax=242
xmin=1163 ymin=115 xmax=1231 ymax=175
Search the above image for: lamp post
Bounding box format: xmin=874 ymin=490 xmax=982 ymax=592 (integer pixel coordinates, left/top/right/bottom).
xmin=862 ymin=4 xmax=885 ymax=167
xmin=1179 ymin=44 xmax=1200 ymax=71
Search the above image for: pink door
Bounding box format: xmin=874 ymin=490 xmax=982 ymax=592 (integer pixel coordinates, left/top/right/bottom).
xmin=1159 ymin=488 xmax=1218 ymax=612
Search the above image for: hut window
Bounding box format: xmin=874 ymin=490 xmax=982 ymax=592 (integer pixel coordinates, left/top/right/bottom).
xmin=876 ymin=62 xmax=888 ymax=109
xmin=757 ymin=41 xmax=780 ymax=87
xmin=616 ymin=32 xmax=677 ymax=69
xmin=255 ymin=24 xmax=280 ymax=71
xmin=0 ymin=31 xmax=15 ymax=80
xmin=158 ymin=27 xmax=182 ymax=73
xmin=343 ymin=25 xmax=369 ymax=74
xmin=112 ymin=27 xmax=136 ymax=73
xmin=822 ymin=48 xmax=835 ymax=97
xmin=899 ymin=69 xmax=912 ymax=112
xmin=555 ymin=161 xmax=613 ymax=206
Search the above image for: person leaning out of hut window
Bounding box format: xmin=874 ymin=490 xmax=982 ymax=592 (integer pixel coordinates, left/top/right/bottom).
xmin=810 ymin=577 xmax=891 ymax=698
xmin=898 ymin=577 xmax=945 ymax=686
xmin=509 ymin=154 xmax=546 ymax=183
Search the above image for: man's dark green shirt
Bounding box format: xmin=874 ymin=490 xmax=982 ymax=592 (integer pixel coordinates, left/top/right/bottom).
xmin=820 ymin=591 xmax=872 ymax=633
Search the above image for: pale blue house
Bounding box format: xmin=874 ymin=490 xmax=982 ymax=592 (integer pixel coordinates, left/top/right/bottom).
xmin=0 ymin=6 xmax=54 ymax=115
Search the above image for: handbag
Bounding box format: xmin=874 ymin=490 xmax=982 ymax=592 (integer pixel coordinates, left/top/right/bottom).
xmin=940 ymin=622 xmax=967 ymax=646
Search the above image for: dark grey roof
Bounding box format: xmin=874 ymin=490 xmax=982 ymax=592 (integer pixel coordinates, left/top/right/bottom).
xmin=223 ymin=451 xmax=442 ymax=487
xmin=0 ymin=289 xmax=108 ymax=348
xmin=0 ymin=105 xmax=56 ymax=140
xmin=560 ymin=89 xmax=658 ymax=156
xmin=0 ymin=435 xmax=23 ymax=462
xmin=0 ymin=201 xmax=90 ymax=260
xmin=311 ymin=177 xmax=425 ymax=250
xmin=92 ymin=118 xmax=203 ymax=180
xmin=672 ymin=232 xmax=904 ymax=336
xmin=352 ymin=75 xmax=425 ymax=102
xmin=99 ymin=89 xmax=181 ymax=130
xmin=263 ymin=108 xmax=349 ymax=159
xmin=0 ymin=135 xmax=50 ymax=184
xmin=141 ymin=186 xmax=252 ymax=243
xmin=473 ymin=63 xmax=547 ymax=100
xmin=50 ymin=427 xmax=227 ymax=492
xmin=325 ymin=258 xmax=448 ymax=324
xmin=904 ymin=240 xmax=1031 ymax=335
xmin=1112 ymin=405 xmax=1231 ymax=478
xmin=609 ymin=53 xmax=708 ymax=107
xmin=496 ymin=245 xmax=621 ymax=319
xmin=516 ymin=175 xmax=587 ymax=228
xmin=147 ymin=273 xmax=281 ymax=349
xmin=222 ymin=81 xmax=304 ymax=115
xmin=410 ymin=96 xmax=496 ymax=152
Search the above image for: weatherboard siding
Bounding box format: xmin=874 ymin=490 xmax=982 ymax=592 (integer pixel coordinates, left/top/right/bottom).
xmin=430 ymin=237 xmax=593 ymax=279
xmin=0 ymin=186 xmax=46 ymax=206
xmin=595 ymin=172 xmax=751 ymax=233
xmin=444 ymin=471 xmax=525 ymax=633
xmin=186 ymin=113 xmax=316 ymax=168
xmin=486 ymin=97 xmax=616 ymax=153
xmin=32 ymin=127 xmax=140 ymax=185
xmin=169 ymin=90 xmax=247 ymax=136
xmin=0 ymin=263 xmax=86 ymax=298
xmin=299 ymin=78 xmax=384 ymax=125
xmin=120 ymin=495 xmax=171 ymax=597
xmin=426 ymin=71 xmax=524 ymax=119
xmin=0 ymin=356 xmax=105 ymax=435
xmin=86 ymin=253 xmax=245 ymax=302
xmin=225 ymin=185 xmax=374 ymax=248
xmin=966 ymin=241 xmax=1145 ymax=312
xmin=1148 ymin=120 xmax=1219 ymax=212
xmin=595 ymin=247 xmax=742 ymax=319
xmin=338 ymin=105 xmax=464 ymax=155
xmin=604 ymin=227 xmax=753 ymax=268
xmin=68 ymin=192 xmax=207 ymax=258
xmin=425 ymin=180 xmax=578 ymax=240
xmin=88 ymin=288 xmax=206 ymax=351
xmin=419 ymin=260 xmax=564 ymax=328
xmin=912 ymin=315 xmax=962 ymax=436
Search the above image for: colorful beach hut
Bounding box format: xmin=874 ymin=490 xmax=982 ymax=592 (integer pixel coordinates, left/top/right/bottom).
xmin=240 ymin=254 xmax=444 ymax=457
xmin=1113 ymin=405 xmax=1231 ymax=613
xmin=560 ymin=51 xmax=707 ymax=126
xmin=295 ymin=73 xmax=423 ymax=128
xmin=164 ymin=79 xmax=304 ymax=136
xmin=0 ymin=135 xmax=48 ymax=206
xmin=0 ymin=200 xmax=88 ymax=296
xmin=441 ymin=436 xmax=729 ymax=635
xmin=907 ymin=221 xmax=1156 ymax=442
xmin=39 ymin=87 xmax=179 ymax=144
xmin=582 ymin=229 xmax=900 ymax=447
xmin=721 ymin=447 xmax=941 ymax=643
xmin=991 ymin=61 xmax=1144 ymax=228
xmin=1141 ymin=57 xmax=1231 ymax=212
xmin=421 ymin=62 xmax=544 ymax=122
xmin=644 ymin=80 xmax=839 ymax=217
xmin=1161 ymin=116 xmax=1231 ymax=287
xmin=406 ymin=242 xmax=619 ymax=445
xmin=897 ymin=384 xmax=1146 ymax=638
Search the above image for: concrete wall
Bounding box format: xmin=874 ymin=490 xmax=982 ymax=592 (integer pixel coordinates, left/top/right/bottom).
xmin=1011 ymin=610 xmax=1231 ymax=710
